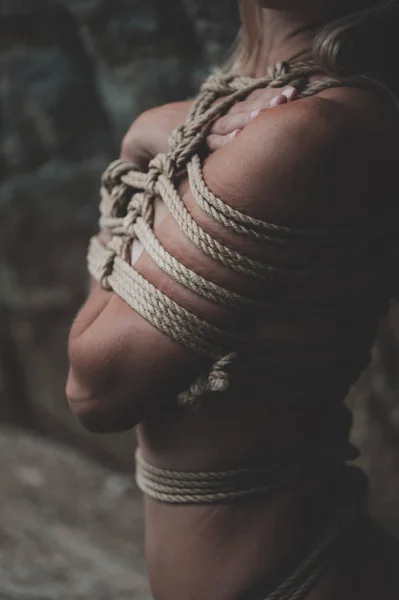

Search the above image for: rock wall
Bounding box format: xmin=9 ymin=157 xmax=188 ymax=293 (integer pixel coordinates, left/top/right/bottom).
xmin=0 ymin=0 xmax=238 ymax=466
xmin=1 ymin=0 xmax=398 ymax=531
xmin=0 ymin=426 xmax=150 ymax=600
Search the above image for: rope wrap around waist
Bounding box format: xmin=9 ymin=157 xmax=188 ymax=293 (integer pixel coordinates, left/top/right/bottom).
xmin=87 ymin=60 xmax=378 ymax=600
xmin=135 ymin=446 xmax=359 ymax=505
xmin=135 ymin=449 xmax=367 ymax=600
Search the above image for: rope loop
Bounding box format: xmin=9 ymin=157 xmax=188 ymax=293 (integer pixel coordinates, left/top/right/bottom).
xmin=173 ymin=130 xmax=206 ymax=170
xmin=199 ymin=71 xmax=237 ymax=95
xmin=208 ymin=352 xmax=238 ymax=392
xmin=100 ymin=159 xmax=143 ymax=223
xmin=102 ymin=159 xmax=138 ymax=191
xmin=98 ymin=247 xmax=116 ymax=290
xmin=147 ymin=153 xmax=175 ymax=193
xmin=267 ymin=61 xmax=289 ymax=83
xmin=122 ymin=195 xmax=143 ymax=237
xmin=90 ymin=59 xmax=358 ymax=409
xmin=99 ymin=236 xmax=130 ymax=288
xmin=140 ymin=194 xmax=155 ymax=226
xmin=178 ymin=352 xmax=238 ymax=407
xmin=87 ymin=60 xmax=386 ymax=600
xmin=168 ymin=124 xmax=186 ymax=151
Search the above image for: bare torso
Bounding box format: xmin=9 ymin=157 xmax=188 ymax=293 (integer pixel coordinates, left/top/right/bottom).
xmin=137 ymin=86 xmax=399 ymax=600
xmin=67 ymin=82 xmax=399 ymax=599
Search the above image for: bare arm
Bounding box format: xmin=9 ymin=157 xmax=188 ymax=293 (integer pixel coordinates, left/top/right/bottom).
xmin=67 ymin=93 xmax=391 ymax=432
xmin=120 ymin=86 xmax=298 ymax=167
xmin=120 ymin=101 xmax=193 ymax=168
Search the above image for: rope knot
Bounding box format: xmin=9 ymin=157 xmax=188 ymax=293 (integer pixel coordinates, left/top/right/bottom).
xmin=99 ymin=247 xmax=116 ymax=290
xmin=122 ymin=196 xmax=142 ymax=237
xmin=99 ymin=235 xmax=129 ymax=289
xmin=168 ymin=125 xmax=186 ymax=151
xmin=146 ymin=154 xmax=175 ymax=193
xmin=102 ymin=159 xmax=139 ymax=190
xmin=267 ymin=61 xmax=290 ymax=87
xmin=122 ymin=194 xmax=155 ymax=237
xmin=177 ymin=352 xmax=238 ymax=408
xmin=100 ymin=159 xmax=143 ymax=220
xmin=208 ymin=352 xmax=237 ymax=392
xmin=171 ymin=128 xmax=206 ymax=171
xmin=200 ymin=72 xmax=235 ymax=95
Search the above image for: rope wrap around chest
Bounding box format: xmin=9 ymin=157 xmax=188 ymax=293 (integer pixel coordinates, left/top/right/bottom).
xmin=86 ymin=60 xmax=382 ymax=600
xmin=88 ymin=60 xmax=346 ymax=406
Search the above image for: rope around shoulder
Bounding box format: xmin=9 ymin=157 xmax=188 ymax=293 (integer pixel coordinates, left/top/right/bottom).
xmin=88 ymin=59 xmax=368 ymax=407
xmin=87 ymin=60 xmax=376 ymax=600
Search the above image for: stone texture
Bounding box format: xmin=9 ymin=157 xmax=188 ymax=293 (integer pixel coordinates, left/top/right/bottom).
xmin=0 ymin=0 xmax=238 ymax=466
xmin=348 ymin=305 xmax=399 ymax=537
xmin=0 ymin=426 xmax=150 ymax=599
xmin=0 ymin=0 xmax=398 ymax=542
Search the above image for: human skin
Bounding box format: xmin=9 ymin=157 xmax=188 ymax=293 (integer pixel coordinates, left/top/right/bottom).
xmin=66 ymin=1 xmax=399 ymax=598
xmin=119 ymin=85 xmax=297 ymax=169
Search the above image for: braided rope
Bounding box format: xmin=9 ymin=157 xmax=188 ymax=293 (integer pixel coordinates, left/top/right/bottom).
xmin=88 ymin=60 xmax=359 ymax=406
xmin=135 ymin=448 xmax=350 ymax=504
xmin=263 ymin=504 xmax=356 ymax=600
xmin=133 ymin=215 xmax=264 ymax=310
xmin=135 ymin=450 xmax=363 ymax=600
xmin=187 ymin=154 xmax=346 ymax=243
xmin=87 ymin=60 xmax=374 ymax=600
xmin=89 ymin=237 xmax=236 ymax=360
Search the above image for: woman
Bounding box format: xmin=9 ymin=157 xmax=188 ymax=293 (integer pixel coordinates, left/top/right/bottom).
xmin=67 ymin=0 xmax=399 ymax=598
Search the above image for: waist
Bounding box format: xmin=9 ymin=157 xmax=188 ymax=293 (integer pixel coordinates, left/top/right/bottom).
xmin=138 ymin=449 xmax=367 ymax=600
xmin=137 ymin=378 xmax=355 ymax=474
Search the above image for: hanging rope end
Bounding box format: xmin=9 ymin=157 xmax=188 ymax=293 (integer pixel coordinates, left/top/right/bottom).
xmin=177 ymin=352 xmax=238 ymax=408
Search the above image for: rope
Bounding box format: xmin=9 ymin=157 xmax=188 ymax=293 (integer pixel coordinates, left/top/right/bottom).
xmin=88 ymin=59 xmax=358 ymax=406
xmin=135 ymin=450 xmax=364 ymax=600
xmin=88 ymin=60 xmax=375 ymax=600
xmin=135 ymin=448 xmax=355 ymax=505
xmin=261 ymin=504 xmax=355 ymax=600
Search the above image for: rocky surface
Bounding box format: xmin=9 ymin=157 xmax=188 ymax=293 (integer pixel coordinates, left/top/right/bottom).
xmin=0 ymin=426 xmax=151 ymax=600
xmin=0 ymin=0 xmax=238 ymax=464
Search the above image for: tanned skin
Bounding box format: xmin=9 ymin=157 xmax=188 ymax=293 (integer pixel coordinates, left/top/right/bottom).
xmin=67 ymin=2 xmax=399 ymax=597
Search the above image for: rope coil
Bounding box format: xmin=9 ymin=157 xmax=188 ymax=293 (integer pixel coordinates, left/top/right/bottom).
xmin=135 ymin=449 xmax=366 ymax=600
xmin=135 ymin=448 xmax=353 ymax=504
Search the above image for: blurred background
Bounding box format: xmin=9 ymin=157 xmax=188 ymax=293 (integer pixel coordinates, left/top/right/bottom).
xmin=0 ymin=0 xmax=398 ymax=598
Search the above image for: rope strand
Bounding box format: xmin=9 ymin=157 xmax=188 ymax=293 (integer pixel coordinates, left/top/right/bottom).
xmin=90 ymin=61 xmax=356 ymax=405
xmin=89 ymin=60 xmax=372 ymax=600
xmin=135 ymin=450 xmax=365 ymax=600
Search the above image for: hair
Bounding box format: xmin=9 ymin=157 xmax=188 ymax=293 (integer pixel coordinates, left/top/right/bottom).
xmin=229 ymin=0 xmax=399 ymax=100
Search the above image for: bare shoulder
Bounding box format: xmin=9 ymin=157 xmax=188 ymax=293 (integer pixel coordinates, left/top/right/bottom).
xmin=204 ymin=89 xmax=399 ymax=227
xmin=239 ymin=87 xmax=397 ymax=167
xmin=121 ymin=100 xmax=193 ymax=165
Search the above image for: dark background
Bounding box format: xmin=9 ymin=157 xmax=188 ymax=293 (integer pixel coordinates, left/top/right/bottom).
xmin=0 ymin=0 xmax=239 ymax=463
xmin=0 ymin=1 xmax=398 ymax=595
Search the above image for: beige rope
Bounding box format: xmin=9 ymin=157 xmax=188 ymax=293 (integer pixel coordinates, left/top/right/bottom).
xmin=88 ymin=60 xmax=354 ymax=406
xmin=87 ymin=60 xmax=373 ymax=600
xmin=135 ymin=449 xmax=364 ymax=600
xmin=263 ymin=501 xmax=357 ymax=600
xmin=135 ymin=448 xmax=350 ymax=504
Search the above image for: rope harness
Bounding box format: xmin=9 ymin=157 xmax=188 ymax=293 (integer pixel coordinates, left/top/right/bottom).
xmin=88 ymin=61 xmax=374 ymax=600
xmin=88 ymin=60 xmax=353 ymax=406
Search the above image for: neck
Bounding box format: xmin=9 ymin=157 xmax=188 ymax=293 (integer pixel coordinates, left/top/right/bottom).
xmin=252 ymin=6 xmax=335 ymax=75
